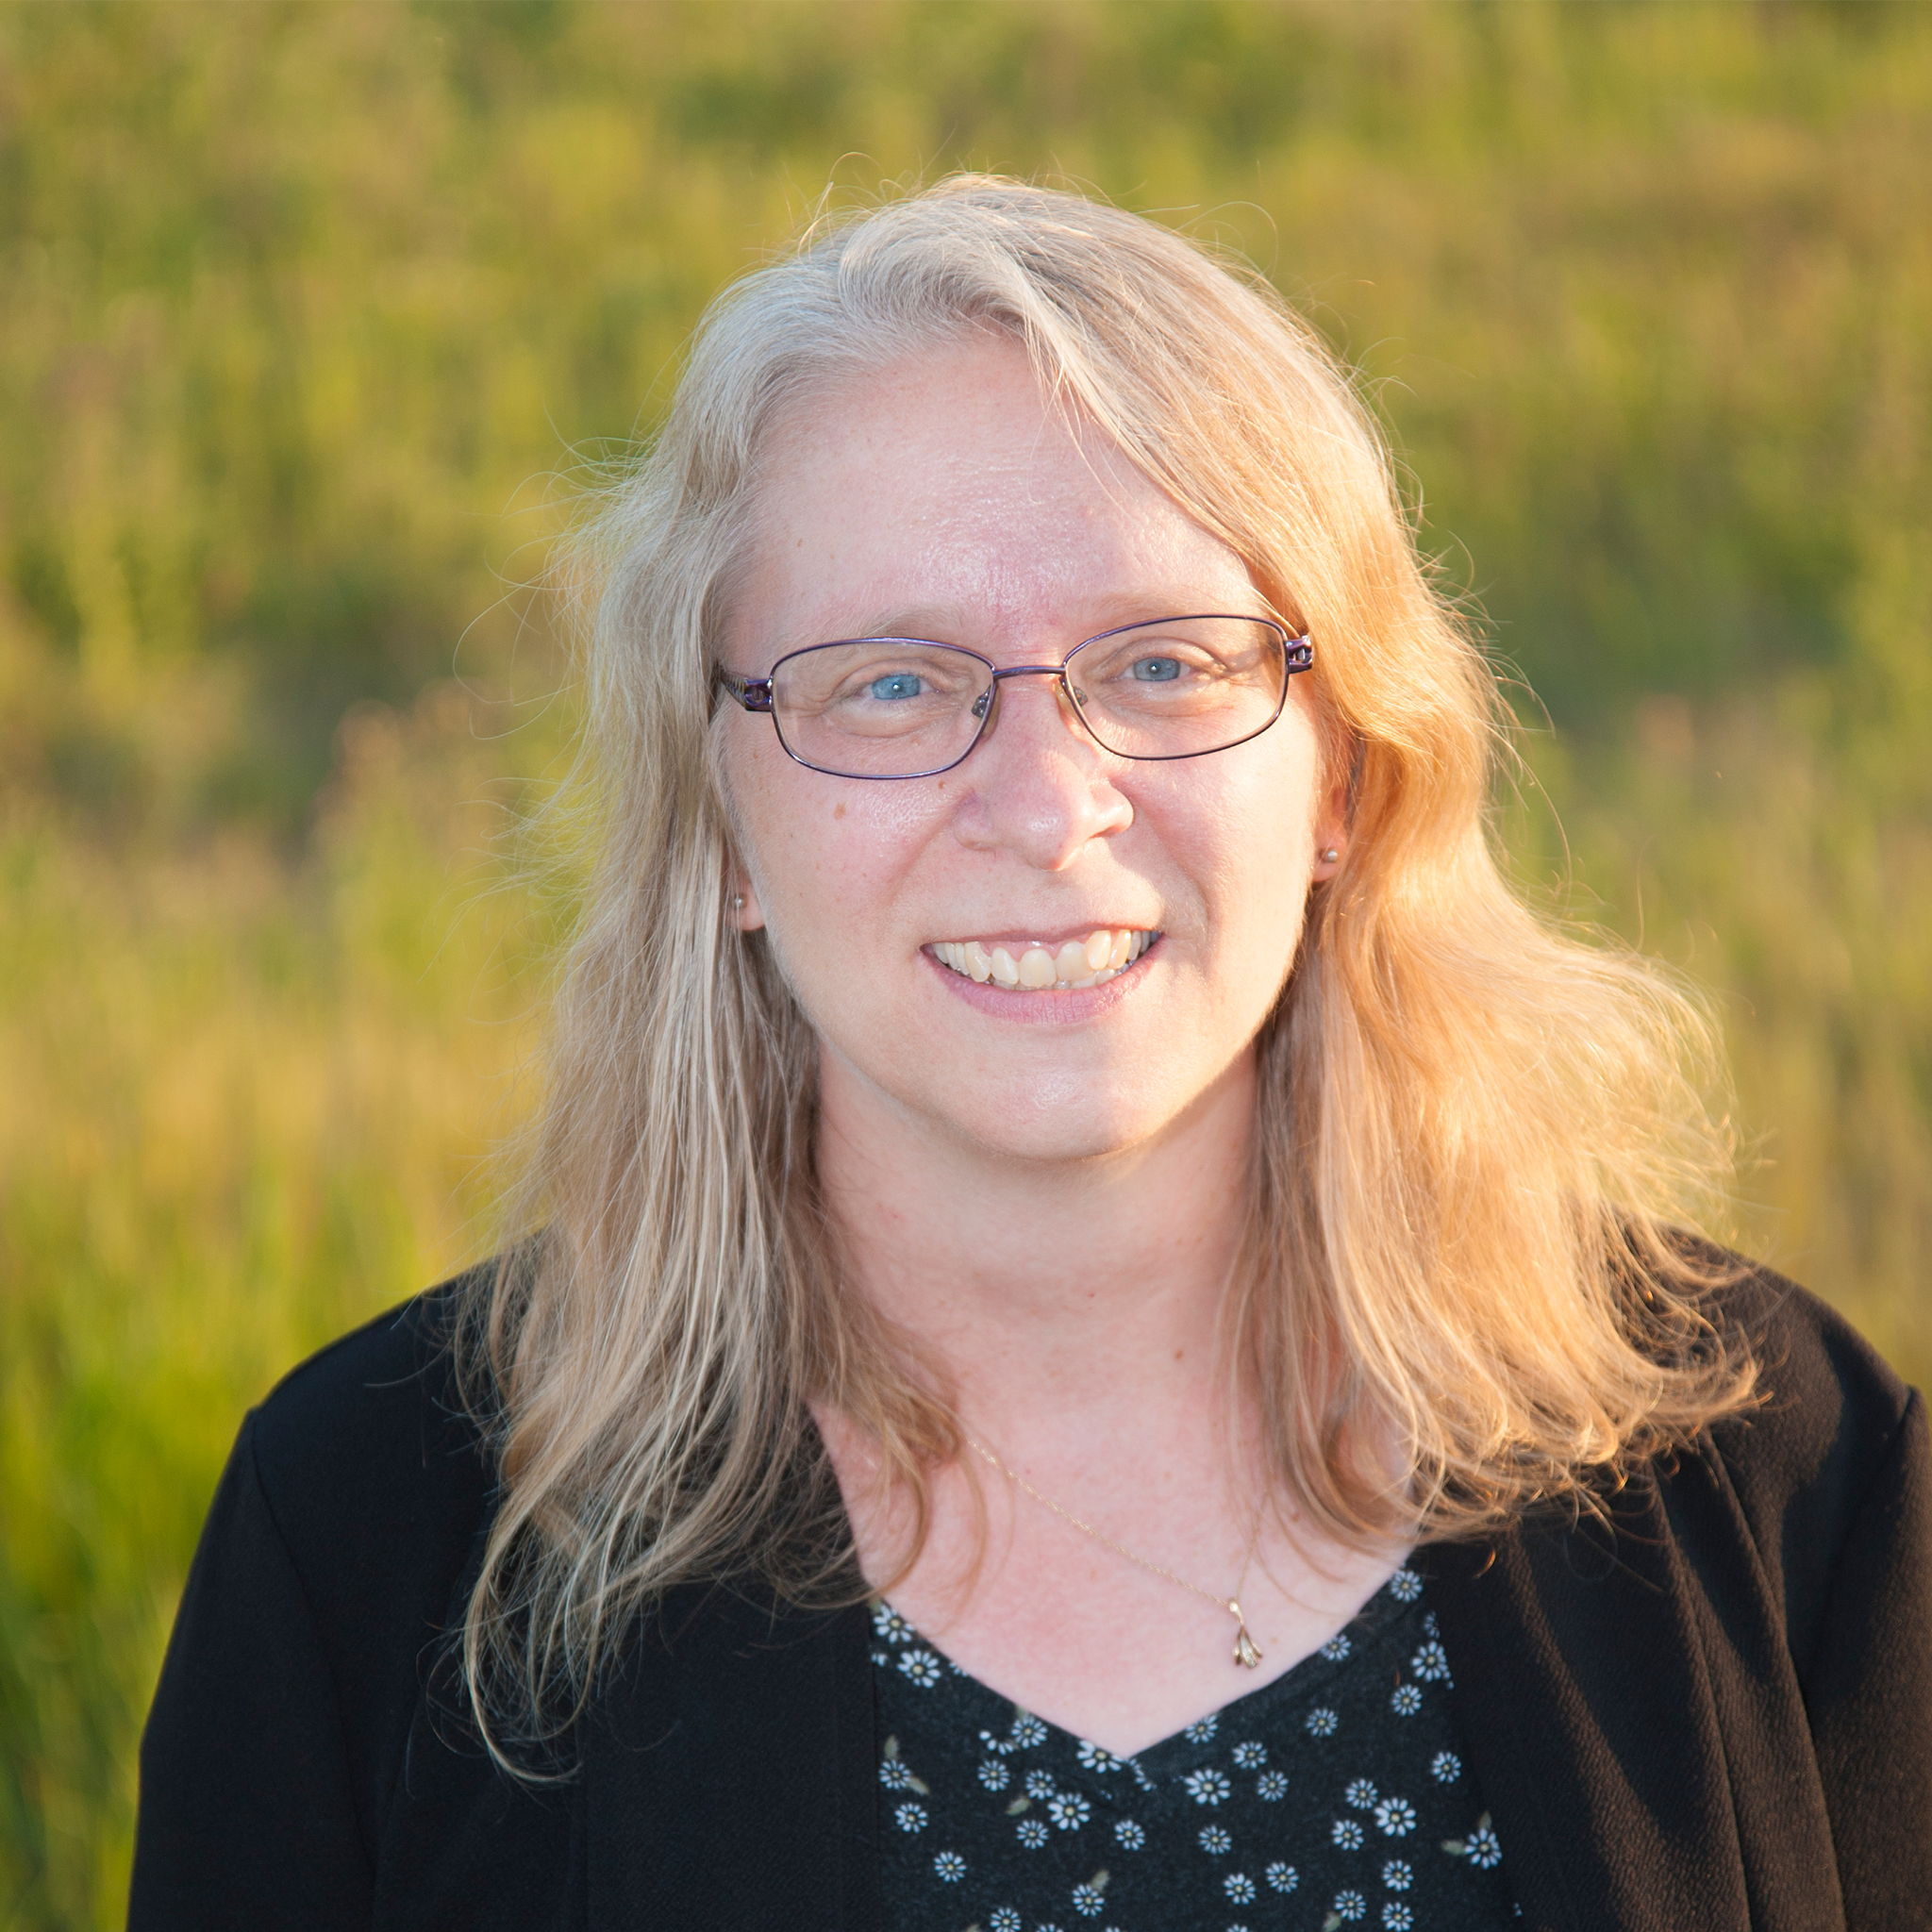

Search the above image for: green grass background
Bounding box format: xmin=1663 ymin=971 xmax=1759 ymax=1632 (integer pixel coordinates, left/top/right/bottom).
xmin=3 ymin=3 xmax=1928 ymax=1921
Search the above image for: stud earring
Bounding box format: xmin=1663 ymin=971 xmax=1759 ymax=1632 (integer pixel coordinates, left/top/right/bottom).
xmin=1322 ymin=847 xmax=1341 ymax=864
xmin=732 ymin=894 xmax=745 ymax=909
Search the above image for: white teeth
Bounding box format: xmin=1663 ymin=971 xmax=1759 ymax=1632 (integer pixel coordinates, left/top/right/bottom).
xmin=930 ymin=928 xmax=1157 ymax=992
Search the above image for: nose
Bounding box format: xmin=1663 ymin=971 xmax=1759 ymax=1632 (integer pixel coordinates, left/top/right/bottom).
xmin=952 ymin=669 xmax=1133 ymax=869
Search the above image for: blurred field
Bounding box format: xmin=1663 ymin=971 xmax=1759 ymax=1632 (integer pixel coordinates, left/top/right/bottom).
xmin=2 ymin=3 xmax=1928 ymax=1923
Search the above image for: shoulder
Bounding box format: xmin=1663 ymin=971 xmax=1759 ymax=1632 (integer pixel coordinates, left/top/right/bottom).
xmin=135 ymin=1265 xmax=507 ymax=1917
xmin=1683 ymin=1253 xmax=1923 ymax=1666
xmin=1702 ymin=1255 xmax=1913 ymax=1516
xmin=242 ymin=1265 xmax=500 ymax=1765
xmin=247 ymin=1265 xmax=497 ymax=1595
xmin=247 ymin=1259 xmax=498 ymax=1545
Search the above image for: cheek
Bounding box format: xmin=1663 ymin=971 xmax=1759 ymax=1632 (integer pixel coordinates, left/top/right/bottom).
xmin=733 ymin=736 xmax=951 ymax=933
xmin=1171 ymin=744 xmax=1321 ymax=893
xmin=1171 ymin=749 xmax=1321 ymax=982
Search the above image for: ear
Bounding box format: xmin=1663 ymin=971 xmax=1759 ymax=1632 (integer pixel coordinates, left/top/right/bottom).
xmin=730 ymin=873 xmax=767 ymax=932
xmin=1310 ymin=771 xmax=1351 ymax=882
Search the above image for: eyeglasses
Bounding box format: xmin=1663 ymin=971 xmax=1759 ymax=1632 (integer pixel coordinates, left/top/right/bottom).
xmin=718 ymin=614 xmax=1312 ymax=781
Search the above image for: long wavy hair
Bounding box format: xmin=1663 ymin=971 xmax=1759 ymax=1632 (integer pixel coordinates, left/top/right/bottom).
xmin=453 ymin=175 xmax=1753 ymax=1763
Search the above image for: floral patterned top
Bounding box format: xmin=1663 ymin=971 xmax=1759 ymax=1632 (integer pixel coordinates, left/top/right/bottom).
xmin=873 ymin=1567 xmax=1517 ymax=1931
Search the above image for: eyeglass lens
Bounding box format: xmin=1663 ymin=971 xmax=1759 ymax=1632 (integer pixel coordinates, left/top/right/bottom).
xmin=767 ymin=617 xmax=1290 ymax=778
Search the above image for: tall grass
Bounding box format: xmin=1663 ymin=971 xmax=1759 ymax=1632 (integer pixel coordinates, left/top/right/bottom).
xmin=1 ymin=4 xmax=1927 ymax=1923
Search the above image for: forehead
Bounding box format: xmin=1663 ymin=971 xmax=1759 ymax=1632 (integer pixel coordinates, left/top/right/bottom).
xmin=731 ymin=336 xmax=1253 ymax=662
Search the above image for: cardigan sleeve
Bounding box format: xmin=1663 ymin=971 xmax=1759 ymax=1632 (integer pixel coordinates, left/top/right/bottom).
xmin=129 ymin=1410 xmax=375 ymax=1931
xmin=1800 ymin=1386 xmax=1932 ymax=1928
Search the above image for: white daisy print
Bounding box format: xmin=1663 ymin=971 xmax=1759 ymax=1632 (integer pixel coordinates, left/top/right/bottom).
xmin=895 ymin=1648 xmax=941 ymax=1689
xmin=1409 ymin=1641 xmax=1452 ymax=1683
xmin=869 ymin=1542 xmax=1476 ymax=1928
xmin=871 ymin=1603 xmax=913 ymax=1644
xmin=1374 ymin=1795 xmax=1417 ymax=1837
xmin=1046 ymin=1790 xmax=1091 ymax=1831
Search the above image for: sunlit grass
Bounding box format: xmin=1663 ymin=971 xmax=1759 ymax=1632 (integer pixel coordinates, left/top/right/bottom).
xmin=0 ymin=681 xmax=556 ymax=1924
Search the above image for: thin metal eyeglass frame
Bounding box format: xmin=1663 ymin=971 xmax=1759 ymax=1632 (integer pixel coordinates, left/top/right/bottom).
xmin=717 ymin=614 xmax=1315 ymax=781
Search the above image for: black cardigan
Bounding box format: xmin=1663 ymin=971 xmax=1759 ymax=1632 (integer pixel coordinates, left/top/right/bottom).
xmin=129 ymin=1263 xmax=1931 ymax=1931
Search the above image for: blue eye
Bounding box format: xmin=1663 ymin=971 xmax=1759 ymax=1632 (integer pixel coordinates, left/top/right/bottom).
xmin=867 ymin=673 xmax=924 ymax=701
xmin=1130 ymin=657 xmax=1182 ymax=683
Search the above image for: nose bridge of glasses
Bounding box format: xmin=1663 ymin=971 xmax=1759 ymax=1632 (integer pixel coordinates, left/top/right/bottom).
xmin=989 ymin=661 xmax=1075 ymax=682
xmin=977 ymin=659 xmax=1092 ymax=739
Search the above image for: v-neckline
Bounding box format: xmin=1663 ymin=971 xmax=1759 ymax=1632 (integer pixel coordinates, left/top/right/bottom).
xmin=874 ymin=1562 xmax=1428 ymax=1772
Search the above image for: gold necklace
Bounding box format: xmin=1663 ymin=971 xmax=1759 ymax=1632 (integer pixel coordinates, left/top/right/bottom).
xmin=965 ymin=1436 xmax=1265 ymax=1670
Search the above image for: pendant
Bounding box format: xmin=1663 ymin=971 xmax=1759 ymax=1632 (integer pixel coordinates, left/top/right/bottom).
xmin=1229 ymin=1602 xmax=1263 ymax=1670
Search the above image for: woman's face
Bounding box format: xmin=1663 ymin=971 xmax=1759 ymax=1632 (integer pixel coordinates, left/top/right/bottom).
xmin=722 ymin=336 xmax=1342 ymax=1166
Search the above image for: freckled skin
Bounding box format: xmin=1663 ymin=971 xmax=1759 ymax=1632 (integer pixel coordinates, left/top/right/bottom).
xmin=724 ymin=339 xmax=1344 ymax=1169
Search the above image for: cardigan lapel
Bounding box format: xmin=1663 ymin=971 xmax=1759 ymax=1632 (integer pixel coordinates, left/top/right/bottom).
xmin=1424 ymin=1473 xmax=1842 ymax=1932
xmin=585 ymin=1585 xmax=881 ymax=1932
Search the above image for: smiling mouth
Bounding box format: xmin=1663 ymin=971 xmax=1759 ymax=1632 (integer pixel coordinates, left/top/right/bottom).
xmin=929 ymin=927 xmax=1158 ymax=991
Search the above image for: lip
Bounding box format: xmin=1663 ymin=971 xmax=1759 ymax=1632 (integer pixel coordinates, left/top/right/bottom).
xmin=928 ymin=926 xmax=1148 ymax=953
xmin=924 ymin=934 xmax=1161 ymax=1022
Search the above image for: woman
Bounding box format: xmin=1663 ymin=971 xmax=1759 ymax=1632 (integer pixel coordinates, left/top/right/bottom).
xmin=131 ymin=177 xmax=1927 ymax=1931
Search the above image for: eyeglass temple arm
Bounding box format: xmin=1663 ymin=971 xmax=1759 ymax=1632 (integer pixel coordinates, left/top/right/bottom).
xmin=718 ymin=673 xmax=774 ymax=713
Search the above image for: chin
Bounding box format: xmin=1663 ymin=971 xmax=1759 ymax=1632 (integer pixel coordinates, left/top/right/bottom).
xmin=937 ymin=1082 xmax=1181 ymax=1168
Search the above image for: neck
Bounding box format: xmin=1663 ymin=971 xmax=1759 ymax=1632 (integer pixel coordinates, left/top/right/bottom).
xmin=813 ymin=1044 xmax=1257 ymax=1447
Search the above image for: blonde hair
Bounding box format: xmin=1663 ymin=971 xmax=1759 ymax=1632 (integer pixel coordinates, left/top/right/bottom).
xmin=454 ymin=175 xmax=1751 ymax=1759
